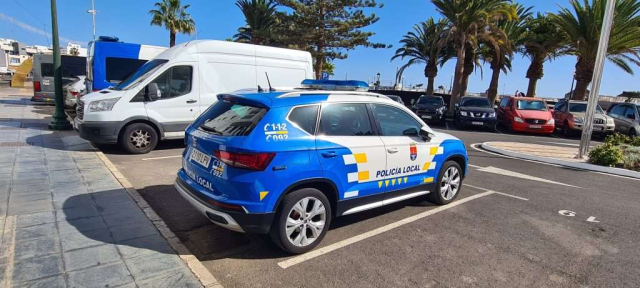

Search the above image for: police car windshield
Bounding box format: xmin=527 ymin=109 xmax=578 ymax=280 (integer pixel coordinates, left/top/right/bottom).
xmin=569 ymin=103 xmax=604 ymax=114
xmin=199 ymin=100 xmax=267 ymax=136
xmin=418 ymin=97 xmax=443 ymax=105
xmin=112 ymin=59 xmax=168 ymax=90
xmin=461 ymin=98 xmax=491 ymax=108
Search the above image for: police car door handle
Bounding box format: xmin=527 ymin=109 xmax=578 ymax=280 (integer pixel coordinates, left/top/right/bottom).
xmin=321 ymin=151 xmax=337 ymax=158
xmin=186 ymin=99 xmax=197 ymax=104
xmin=387 ymin=148 xmax=398 ymax=154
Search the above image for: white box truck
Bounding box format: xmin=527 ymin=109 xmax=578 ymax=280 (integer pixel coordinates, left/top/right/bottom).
xmin=74 ymin=40 xmax=313 ymax=154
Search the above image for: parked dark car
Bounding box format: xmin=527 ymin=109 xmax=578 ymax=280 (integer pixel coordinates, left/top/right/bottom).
xmin=454 ymin=96 xmax=497 ymax=130
xmin=386 ymin=95 xmax=405 ymax=106
xmin=608 ymin=103 xmax=639 ymax=137
xmin=412 ymin=95 xmax=447 ymax=122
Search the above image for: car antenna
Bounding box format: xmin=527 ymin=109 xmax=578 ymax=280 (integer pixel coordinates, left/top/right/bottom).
xmin=257 ymin=85 xmax=264 ymax=92
xmin=265 ymin=72 xmax=275 ymax=92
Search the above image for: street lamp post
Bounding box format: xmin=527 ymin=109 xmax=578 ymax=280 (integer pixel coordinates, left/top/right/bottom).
xmin=578 ymin=0 xmax=616 ymax=158
xmin=87 ymin=0 xmax=98 ymax=40
xmin=48 ymin=0 xmax=72 ymax=131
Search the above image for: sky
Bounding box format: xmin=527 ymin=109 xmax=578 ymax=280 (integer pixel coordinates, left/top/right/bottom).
xmin=1 ymin=0 xmax=638 ymax=98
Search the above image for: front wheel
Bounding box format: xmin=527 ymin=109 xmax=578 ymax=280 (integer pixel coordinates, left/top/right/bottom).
xmin=119 ymin=123 xmax=158 ymax=154
xmin=428 ymin=161 xmax=463 ymax=205
xmin=270 ymin=188 xmax=332 ymax=254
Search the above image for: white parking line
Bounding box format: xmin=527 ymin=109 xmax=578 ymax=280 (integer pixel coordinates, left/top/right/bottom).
xmin=477 ymin=166 xmax=583 ymax=189
xmin=468 ymin=164 xmax=482 ymax=169
xmin=277 ymin=187 xmax=527 ymax=269
xmin=141 ymin=155 xmax=183 ymax=161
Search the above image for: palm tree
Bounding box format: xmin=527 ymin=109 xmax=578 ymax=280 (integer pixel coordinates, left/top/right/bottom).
xmin=392 ymin=18 xmax=450 ymax=95
xmin=149 ymin=0 xmax=196 ymax=47
xmin=553 ymin=0 xmax=640 ymax=100
xmin=483 ymin=4 xmax=532 ymax=104
xmin=234 ymin=0 xmax=279 ymax=45
xmin=521 ymin=13 xmax=567 ymax=97
xmin=432 ymin=0 xmax=516 ymax=111
xmin=460 ymin=45 xmax=481 ymax=96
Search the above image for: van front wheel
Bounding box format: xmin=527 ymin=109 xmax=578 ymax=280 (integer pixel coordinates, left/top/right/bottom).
xmin=119 ymin=123 xmax=158 ymax=154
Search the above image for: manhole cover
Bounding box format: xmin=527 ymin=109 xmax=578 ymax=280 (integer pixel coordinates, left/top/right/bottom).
xmin=0 ymin=142 xmax=34 ymax=147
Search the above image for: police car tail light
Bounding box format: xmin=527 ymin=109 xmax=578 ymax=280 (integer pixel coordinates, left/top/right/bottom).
xmin=214 ymin=150 xmax=275 ymax=171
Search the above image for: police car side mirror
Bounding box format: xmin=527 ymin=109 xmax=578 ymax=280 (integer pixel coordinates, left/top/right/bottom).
xmin=145 ymin=83 xmax=160 ymax=101
xmin=419 ymin=127 xmax=434 ymax=142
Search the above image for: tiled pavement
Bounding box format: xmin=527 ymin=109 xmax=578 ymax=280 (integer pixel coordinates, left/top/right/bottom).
xmin=0 ymin=91 xmax=202 ymax=287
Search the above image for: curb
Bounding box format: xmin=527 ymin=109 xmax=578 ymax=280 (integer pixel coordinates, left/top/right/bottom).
xmin=480 ymin=142 xmax=640 ymax=180
xmin=95 ymin=151 xmax=223 ymax=288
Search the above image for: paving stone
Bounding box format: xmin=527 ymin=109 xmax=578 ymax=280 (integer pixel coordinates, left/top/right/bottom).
xmin=92 ymin=189 xmax=134 ymax=206
xmin=10 ymin=182 xmax=50 ymax=194
xmin=13 ymin=275 xmax=67 ymax=288
xmin=48 ymin=170 xmax=83 ymax=184
xmin=15 ymin=223 xmax=57 ymax=242
xmin=137 ymin=269 xmax=202 ymax=288
xmin=102 ymin=209 xmax=149 ymax=228
xmin=63 ymin=244 xmax=120 ymax=272
xmin=0 ymin=173 xmax=11 ymax=181
xmin=59 ymin=228 xmax=114 ymax=251
xmin=47 ymin=162 xmax=77 ymax=171
xmin=14 ymin=234 xmax=60 ymax=260
xmin=0 ymin=165 xmax=12 ymax=174
xmin=67 ymin=261 xmax=133 ymax=288
xmin=58 ymin=216 xmax=107 ymax=235
xmin=53 ymin=193 xmax=95 ymax=210
xmin=13 ymin=171 xmax=48 ymax=180
xmin=9 ymin=192 xmax=51 ymax=204
xmin=115 ymin=234 xmax=174 ymax=259
xmin=8 ymin=200 xmax=53 ymax=216
xmin=15 ymin=211 xmax=56 ymax=228
xmin=57 ymin=205 xmax=100 ymax=221
xmin=11 ymin=254 xmax=63 ymax=283
xmin=97 ymin=200 xmax=139 ymax=216
xmin=109 ymin=221 xmax=159 ymax=242
xmin=124 ymin=253 xmax=185 ymax=281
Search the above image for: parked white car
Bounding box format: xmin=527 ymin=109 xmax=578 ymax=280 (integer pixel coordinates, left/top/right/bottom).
xmin=65 ymin=76 xmax=86 ymax=108
xmin=74 ymin=40 xmax=314 ymax=154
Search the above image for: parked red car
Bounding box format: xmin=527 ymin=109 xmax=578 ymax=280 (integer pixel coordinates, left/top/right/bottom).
xmin=497 ymin=96 xmax=554 ymax=135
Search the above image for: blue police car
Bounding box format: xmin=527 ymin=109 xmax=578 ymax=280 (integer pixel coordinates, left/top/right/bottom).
xmin=174 ymin=80 xmax=469 ymax=254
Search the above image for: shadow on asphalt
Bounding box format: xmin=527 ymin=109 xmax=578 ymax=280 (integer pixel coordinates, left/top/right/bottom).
xmin=133 ymin=184 xmax=438 ymax=262
xmin=97 ymin=139 xmax=186 ymax=155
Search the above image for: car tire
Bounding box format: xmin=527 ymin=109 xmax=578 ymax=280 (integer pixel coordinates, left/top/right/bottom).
xmin=562 ymin=121 xmax=571 ymax=137
xmin=630 ymin=129 xmax=637 ymax=137
xmin=119 ymin=123 xmax=158 ymax=154
xmin=270 ymin=188 xmax=332 ymax=254
xmin=428 ymin=161 xmax=463 ymax=205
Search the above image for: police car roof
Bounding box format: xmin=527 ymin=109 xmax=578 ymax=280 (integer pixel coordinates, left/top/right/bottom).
xmin=221 ymin=88 xmax=396 ymax=108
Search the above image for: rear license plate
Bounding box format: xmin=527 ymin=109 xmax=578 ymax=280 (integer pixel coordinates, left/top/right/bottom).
xmin=189 ymin=149 xmax=211 ymax=168
xmin=472 ymin=121 xmax=484 ymax=125
xmin=530 ymin=125 xmax=542 ymax=129
xmin=422 ymin=115 xmax=432 ymax=119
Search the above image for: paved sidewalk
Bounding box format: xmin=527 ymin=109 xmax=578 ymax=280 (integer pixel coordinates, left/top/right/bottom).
xmin=481 ymin=141 xmax=640 ymax=179
xmin=0 ymin=92 xmax=202 ymax=287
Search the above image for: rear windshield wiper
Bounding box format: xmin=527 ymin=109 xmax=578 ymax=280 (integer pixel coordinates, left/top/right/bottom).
xmin=199 ymin=125 xmax=223 ymax=135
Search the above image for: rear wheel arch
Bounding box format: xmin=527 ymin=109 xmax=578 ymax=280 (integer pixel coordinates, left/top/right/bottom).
xmin=273 ymin=179 xmax=339 ymax=217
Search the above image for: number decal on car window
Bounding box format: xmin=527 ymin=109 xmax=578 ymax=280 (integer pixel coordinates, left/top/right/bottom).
xmin=264 ymin=123 xmax=289 ymax=141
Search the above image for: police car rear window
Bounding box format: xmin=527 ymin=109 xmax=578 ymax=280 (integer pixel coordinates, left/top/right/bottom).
xmin=199 ymin=101 xmax=267 ymax=136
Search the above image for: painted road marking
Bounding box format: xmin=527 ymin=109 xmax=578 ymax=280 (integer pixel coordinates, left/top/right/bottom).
xmin=468 ymin=164 xmax=482 ymax=169
xmin=476 ymin=166 xmax=583 ymax=189
xmin=142 ymin=155 xmax=183 ymax=161
xmin=463 ymin=183 xmax=529 ymax=201
xmin=277 ymin=186 xmax=527 ymax=269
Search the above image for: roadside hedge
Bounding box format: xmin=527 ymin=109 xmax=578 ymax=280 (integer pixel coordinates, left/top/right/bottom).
xmin=589 ymin=133 xmax=640 ymax=171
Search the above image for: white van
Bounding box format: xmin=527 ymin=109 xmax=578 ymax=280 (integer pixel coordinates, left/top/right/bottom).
xmin=74 ymin=40 xmax=313 ymax=153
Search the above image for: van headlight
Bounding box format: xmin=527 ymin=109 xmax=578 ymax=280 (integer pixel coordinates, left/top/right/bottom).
xmin=88 ymin=98 xmax=120 ymax=112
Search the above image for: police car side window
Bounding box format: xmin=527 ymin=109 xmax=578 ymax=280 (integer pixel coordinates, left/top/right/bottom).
xmin=319 ymin=104 xmax=374 ymax=136
xmin=372 ymin=105 xmax=422 ymax=137
xmin=288 ymin=105 xmax=319 ymax=134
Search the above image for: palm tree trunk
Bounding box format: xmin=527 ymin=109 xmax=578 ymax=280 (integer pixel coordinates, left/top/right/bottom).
xmin=426 ymin=77 xmax=435 ymax=96
xmin=170 ymin=31 xmax=176 ymax=47
xmin=460 ymin=48 xmax=475 ymax=96
xmin=573 ymin=79 xmax=590 ymax=100
xmin=449 ymin=43 xmax=466 ymax=113
xmin=573 ymin=57 xmax=593 ymax=100
xmin=487 ymin=65 xmax=500 ymax=105
xmin=526 ymin=78 xmax=538 ymax=98
xmin=460 ymin=73 xmax=470 ymax=96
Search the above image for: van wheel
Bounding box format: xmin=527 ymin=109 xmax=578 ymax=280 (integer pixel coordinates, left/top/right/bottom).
xmin=119 ymin=123 xmax=158 ymax=154
xmin=270 ymin=188 xmax=331 ymax=254
xmin=630 ymin=129 xmax=637 ymax=137
xmin=428 ymin=161 xmax=462 ymax=205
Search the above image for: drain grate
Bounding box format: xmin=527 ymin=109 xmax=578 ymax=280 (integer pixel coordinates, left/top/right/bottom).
xmin=0 ymin=142 xmax=34 ymax=147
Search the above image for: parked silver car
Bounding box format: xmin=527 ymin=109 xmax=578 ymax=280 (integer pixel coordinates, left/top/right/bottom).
xmin=608 ymin=103 xmax=640 ymax=137
xmin=64 ymin=76 xmax=86 ymax=108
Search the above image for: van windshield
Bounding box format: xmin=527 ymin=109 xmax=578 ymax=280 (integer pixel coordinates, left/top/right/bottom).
xmin=112 ymin=59 xmax=168 ymax=90
xmin=516 ymin=100 xmax=547 ymax=111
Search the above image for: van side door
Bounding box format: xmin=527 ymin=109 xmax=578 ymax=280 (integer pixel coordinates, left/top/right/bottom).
xmin=142 ymin=63 xmax=200 ymax=138
xmin=315 ymin=103 xmax=387 ymax=216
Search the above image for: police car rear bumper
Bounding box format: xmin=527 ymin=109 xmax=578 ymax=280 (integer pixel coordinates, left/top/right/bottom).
xmin=174 ymin=176 xmax=275 ymax=234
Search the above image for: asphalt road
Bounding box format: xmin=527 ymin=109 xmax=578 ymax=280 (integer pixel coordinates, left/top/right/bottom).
xmin=100 ymin=123 xmax=640 ymax=288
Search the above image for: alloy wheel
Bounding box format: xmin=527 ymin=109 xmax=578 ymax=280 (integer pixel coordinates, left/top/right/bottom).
xmin=440 ymin=166 xmax=461 ymax=201
xmin=130 ymin=130 xmax=151 ymax=149
xmin=285 ymin=197 xmax=326 ymax=247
